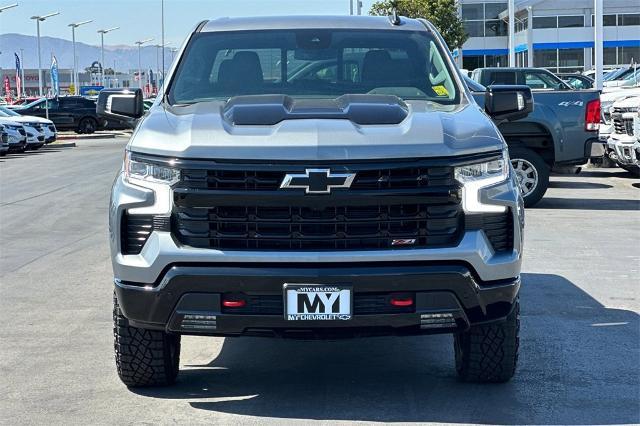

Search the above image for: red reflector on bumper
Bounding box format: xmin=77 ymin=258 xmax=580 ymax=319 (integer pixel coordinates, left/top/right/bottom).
xmin=390 ymin=297 xmax=413 ymax=307
xmin=222 ymin=299 xmax=246 ymax=308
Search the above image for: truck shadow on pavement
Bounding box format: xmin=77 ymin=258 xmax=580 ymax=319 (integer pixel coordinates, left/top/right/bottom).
xmin=535 ymin=197 xmax=639 ymax=211
xmin=132 ymin=273 xmax=640 ymax=425
xmin=548 ymin=181 xmax=613 ymax=189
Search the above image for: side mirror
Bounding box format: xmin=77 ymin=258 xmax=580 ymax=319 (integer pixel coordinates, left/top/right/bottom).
xmin=484 ymin=85 xmax=533 ymax=122
xmin=96 ymin=88 xmax=144 ymax=123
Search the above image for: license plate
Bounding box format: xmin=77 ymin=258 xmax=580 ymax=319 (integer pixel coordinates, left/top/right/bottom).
xmin=284 ymin=285 xmax=352 ymax=321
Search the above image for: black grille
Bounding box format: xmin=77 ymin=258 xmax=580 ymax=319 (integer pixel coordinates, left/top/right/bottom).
xmin=222 ymin=293 xmax=414 ymax=315
xmin=173 ymin=203 xmax=462 ymax=250
xmin=173 ymin=160 xmax=466 ymax=251
xmin=613 ymin=116 xmax=634 ymax=136
xmin=466 ymin=210 xmax=514 ymax=253
xmin=18 ymin=128 xmax=26 ymax=136
xmin=180 ymin=166 xmax=455 ymax=191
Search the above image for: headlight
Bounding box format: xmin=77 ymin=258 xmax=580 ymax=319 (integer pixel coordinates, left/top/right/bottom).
xmin=455 ymin=150 xmax=509 ymax=213
xmin=123 ymin=151 xmax=180 ymax=186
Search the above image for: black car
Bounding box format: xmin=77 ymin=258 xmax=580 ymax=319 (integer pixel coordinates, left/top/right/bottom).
xmin=15 ymin=97 xmax=103 ymax=134
xmin=557 ymin=73 xmax=595 ymax=90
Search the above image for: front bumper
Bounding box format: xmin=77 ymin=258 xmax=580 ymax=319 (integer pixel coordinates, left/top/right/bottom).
xmin=110 ymin=154 xmax=523 ymax=338
xmin=115 ymin=264 xmax=520 ymax=337
xmin=608 ymin=136 xmax=638 ymax=166
xmin=8 ymin=139 xmax=26 ymax=152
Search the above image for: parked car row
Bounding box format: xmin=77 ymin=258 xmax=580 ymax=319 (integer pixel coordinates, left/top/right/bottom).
xmin=6 ymin=96 xmax=129 ymax=134
xmin=0 ymin=105 xmax=57 ymax=156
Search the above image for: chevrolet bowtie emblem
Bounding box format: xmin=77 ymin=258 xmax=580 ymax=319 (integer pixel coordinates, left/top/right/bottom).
xmin=280 ymin=169 xmax=356 ymax=194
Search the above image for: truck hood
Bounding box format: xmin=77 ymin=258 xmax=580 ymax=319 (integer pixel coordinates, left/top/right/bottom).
xmin=612 ymin=96 xmax=640 ymax=109
xmin=0 ymin=118 xmax=23 ymax=127
xmin=602 ymin=86 xmax=640 ymax=95
xmin=129 ymin=100 xmax=504 ymax=161
xmin=601 ymin=89 xmax=640 ymax=106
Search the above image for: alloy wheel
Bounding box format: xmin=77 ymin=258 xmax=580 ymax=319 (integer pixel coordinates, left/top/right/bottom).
xmin=511 ymin=158 xmax=539 ymax=197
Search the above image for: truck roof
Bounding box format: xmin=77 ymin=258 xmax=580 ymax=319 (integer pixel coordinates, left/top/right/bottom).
xmin=476 ymin=67 xmax=552 ymax=73
xmin=200 ymin=15 xmax=427 ymax=33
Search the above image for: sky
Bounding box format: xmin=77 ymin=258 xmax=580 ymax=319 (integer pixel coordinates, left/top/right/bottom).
xmin=0 ymin=0 xmax=379 ymax=48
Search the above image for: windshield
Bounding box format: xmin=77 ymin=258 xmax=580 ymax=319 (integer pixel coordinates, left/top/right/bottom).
xmin=0 ymin=106 xmax=20 ymax=116
xmin=168 ymin=29 xmax=460 ymax=105
xmin=619 ymin=69 xmax=640 ymax=87
xmin=606 ymin=67 xmax=635 ymax=82
xmin=603 ymin=68 xmax=626 ymax=81
xmin=17 ymin=99 xmax=45 ymax=110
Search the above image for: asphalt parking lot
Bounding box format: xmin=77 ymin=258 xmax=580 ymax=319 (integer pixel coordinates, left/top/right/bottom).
xmin=1 ymin=137 xmax=639 ymax=425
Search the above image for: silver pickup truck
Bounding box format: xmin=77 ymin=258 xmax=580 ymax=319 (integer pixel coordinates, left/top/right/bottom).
xmin=99 ymin=15 xmax=532 ymax=387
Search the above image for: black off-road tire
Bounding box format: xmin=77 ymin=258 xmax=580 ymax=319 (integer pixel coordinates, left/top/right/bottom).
xmin=78 ymin=117 xmax=98 ymax=134
xmin=508 ymin=146 xmax=550 ymax=208
xmin=454 ymin=299 xmax=520 ymax=383
xmin=113 ymin=294 xmax=181 ymax=387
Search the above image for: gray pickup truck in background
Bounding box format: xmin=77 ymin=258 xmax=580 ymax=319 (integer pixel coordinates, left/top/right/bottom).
xmin=469 ymin=68 xmax=601 ymax=206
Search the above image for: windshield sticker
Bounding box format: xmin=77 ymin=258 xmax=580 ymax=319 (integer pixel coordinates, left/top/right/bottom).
xmin=433 ymin=85 xmax=449 ymax=97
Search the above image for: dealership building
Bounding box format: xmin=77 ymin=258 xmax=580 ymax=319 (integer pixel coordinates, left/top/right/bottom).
xmin=457 ymin=0 xmax=640 ymax=72
xmin=0 ymin=68 xmax=151 ymax=98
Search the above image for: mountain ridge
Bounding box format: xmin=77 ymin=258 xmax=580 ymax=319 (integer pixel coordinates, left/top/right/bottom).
xmin=0 ymin=33 xmax=171 ymax=72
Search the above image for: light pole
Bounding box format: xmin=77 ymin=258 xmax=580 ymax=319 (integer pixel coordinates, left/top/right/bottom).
xmin=594 ymin=0 xmax=604 ymax=90
xmin=97 ymin=27 xmax=119 ymax=86
xmin=30 ymin=11 xmax=60 ymax=97
xmin=508 ymin=0 xmax=515 ymax=67
xmin=68 ymin=20 xmax=92 ymax=94
xmin=0 ymin=3 xmax=18 ymax=14
xmin=0 ymin=3 xmax=19 ymax=97
xmin=155 ymin=42 xmax=169 ymax=94
xmin=161 ymin=0 xmax=165 ymax=90
xmin=135 ymin=38 xmax=153 ymax=90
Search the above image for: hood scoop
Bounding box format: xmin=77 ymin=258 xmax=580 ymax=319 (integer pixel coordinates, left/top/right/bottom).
xmin=222 ymin=94 xmax=408 ymax=126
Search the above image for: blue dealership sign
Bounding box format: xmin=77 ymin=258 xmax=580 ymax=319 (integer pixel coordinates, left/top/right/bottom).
xmin=80 ymin=85 xmax=104 ymax=96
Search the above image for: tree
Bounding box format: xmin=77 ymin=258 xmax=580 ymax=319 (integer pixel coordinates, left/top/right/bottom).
xmin=370 ymin=0 xmax=468 ymax=50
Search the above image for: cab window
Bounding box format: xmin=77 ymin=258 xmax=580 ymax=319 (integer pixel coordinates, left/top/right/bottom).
xmin=524 ymin=71 xmax=568 ymax=90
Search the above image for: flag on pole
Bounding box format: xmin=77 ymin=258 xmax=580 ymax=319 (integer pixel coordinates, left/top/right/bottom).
xmin=50 ymin=56 xmax=60 ymax=97
xmin=3 ymin=76 xmax=11 ymax=102
xmin=15 ymin=53 xmax=22 ymax=100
